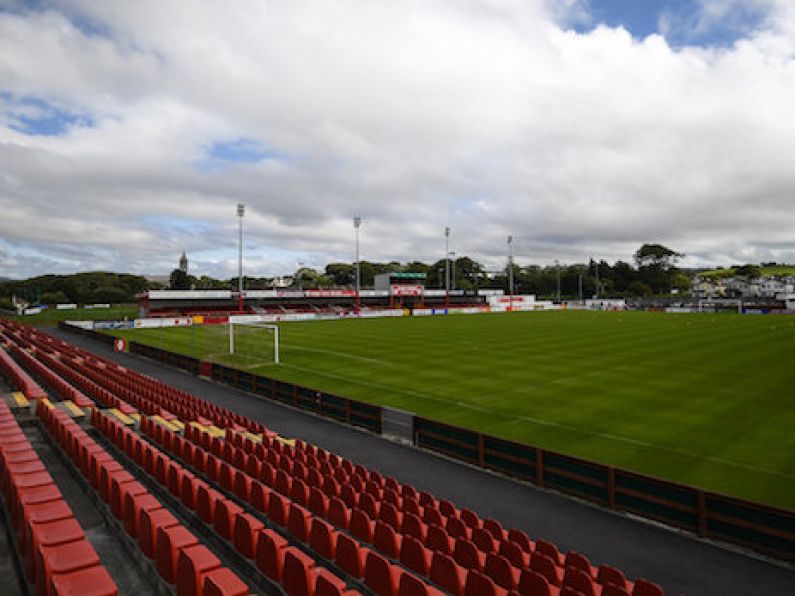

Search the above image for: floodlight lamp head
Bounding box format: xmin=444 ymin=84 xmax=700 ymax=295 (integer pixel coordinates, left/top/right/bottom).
xmin=237 ymin=203 xmax=245 ymax=217
xmin=354 ymin=216 xmax=361 ymax=228
xmin=507 ymin=235 xmax=512 ymax=244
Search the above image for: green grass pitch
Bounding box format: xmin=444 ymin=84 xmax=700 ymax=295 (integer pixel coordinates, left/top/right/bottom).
xmin=110 ymin=310 xmax=795 ymax=509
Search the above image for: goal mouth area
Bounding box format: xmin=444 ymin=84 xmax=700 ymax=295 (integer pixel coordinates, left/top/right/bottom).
xmin=228 ymin=321 xmax=280 ymax=364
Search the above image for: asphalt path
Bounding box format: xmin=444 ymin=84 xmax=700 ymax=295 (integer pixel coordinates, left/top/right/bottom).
xmin=52 ymin=327 xmax=795 ymax=596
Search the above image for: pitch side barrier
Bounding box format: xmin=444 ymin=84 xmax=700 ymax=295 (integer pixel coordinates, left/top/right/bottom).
xmin=59 ymin=321 xmax=795 ymax=565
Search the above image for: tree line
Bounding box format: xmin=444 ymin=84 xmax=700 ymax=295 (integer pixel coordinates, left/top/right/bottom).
xmin=1 ymin=244 xmax=689 ymax=307
xmin=0 ymin=272 xmax=155 ymax=308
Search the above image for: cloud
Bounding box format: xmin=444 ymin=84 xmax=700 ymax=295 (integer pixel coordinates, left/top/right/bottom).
xmin=1 ymin=0 xmax=795 ymax=280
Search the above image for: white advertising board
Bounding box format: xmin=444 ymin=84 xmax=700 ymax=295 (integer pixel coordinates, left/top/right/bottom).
xmin=55 ymin=304 xmax=78 ymax=310
xmin=134 ymin=317 xmax=193 ymax=329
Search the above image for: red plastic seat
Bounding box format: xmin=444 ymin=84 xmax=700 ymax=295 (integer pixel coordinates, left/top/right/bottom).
xmin=399 ymin=535 xmax=432 ymax=576
xmin=218 ymin=461 xmax=235 ymax=492
xmin=197 ymin=486 xmax=223 ymax=524
xmin=268 ymin=492 xmax=289 ymax=527
xmin=562 ymin=567 xmax=597 ymax=596
xmin=202 ymin=567 xmax=249 ymax=596
xmin=481 ymin=518 xmax=504 ymax=540
xmin=181 ymin=477 xmax=203 ymax=511
xmin=530 ymin=553 xmax=562 ymax=587
xmin=335 ymin=533 xmax=366 ymax=578
xmin=291 ymin=478 xmax=310 ymax=506
xmin=373 ymin=520 xmax=401 ymax=559
xmin=176 ymin=544 xmax=222 ymax=596
xmin=484 ymin=553 xmax=520 ymax=591
xmin=123 ymin=493 xmax=162 ymax=538
xmin=168 ymin=466 xmax=187 ymax=498
xmin=518 ymin=569 xmax=553 ymax=596
xmin=422 ymin=507 xmax=444 ymax=527
xmin=632 ymin=579 xmax=664 ymax=596
xmin=597 ymin=565 xmax=630 ymax=591
xmin=233 ymin=471 xmax=252 ymax=500
xmin=498 ymin=539 xmax=530 ymax=569
xmin=255 ymin=529 xmax=288 ymax=581
xmin=314 ymin=568 xmax=350 ymax=596
xmin=364 ymin=550 xmax=400 ymax=596
xmin=534 ymin=540 xmax=562 ymax=566
xmin=379 ymin=501 xmax=402 ymax=531
xmin=156 ymin=525 xmax=198 ymax=583
xmin=401 ymin=513 xmax=427 ymax=542
xmin=446 ymin=516 xmax=469 ymax=540
xmin=213 ymin=500 xmax=243 ymax=540
xmin=507 ymin=528 xmax=533 ymax=553
xmin=283 ymin=547 xmax=318 ymax=596
xmin=308 ymin=487 xmax=329 ymax=517
xmin=430 ymin=551 xmax=467 ymax=596
xmin=426 ymin=524 xmax=453 ymax=555
xmin=397 ymin=572 xmax=446 ymax=596
xmin=453 ymin=538 xmax=485 ymax=572
xmin=233 ymin=513 xmax=264 ymax=558
xmin=359 ymin=492 xmax=379 ymax=519
xmin=37 ymin=539 xmax=101 ymax=596
xmin=328 ymin=498 xmax=350 ymax=530
xmin=49 ymin=565 xmax=117 ymax=596
xmin=249 ymin=480 xmax=271 ymax=513
xmin=274 ymin=469 xmax=292 ymax=496
xmin=565 ymin=552 xmax=596 ymax=578
xmin=460 ymin=509 xmax=480 ymax=529
xmin=471 ymin=528 xmax=496 ymax=554
xmin=464 ymin=570 xmax=508 ymax=596
xmin=309 ymin=518 xmax=338 ymax=559
xmin=288 ymin=503 xmax=313 ymax=542
xmin=350 ymin=509 xmax=375 ymax=543
xmin=139 ymin=508 xmax=179 ymax=558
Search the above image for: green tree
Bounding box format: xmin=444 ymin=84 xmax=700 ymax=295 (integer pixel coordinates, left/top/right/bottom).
xmin=627 ymin=281 xmax=653 ymax=297
xmin=40 ymin=291 xmax=69 ymax=304
xmin=634 ymin=244 xmax=683 ymax=294
xmin=735 ymin=264 xmax=761 ymax=279
xmin=169 ymin=269 xmax=191 ymax=290
xmin=325 ymin=263 xmax=354 ymax=286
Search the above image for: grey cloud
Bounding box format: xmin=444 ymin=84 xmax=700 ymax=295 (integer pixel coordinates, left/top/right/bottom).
xmin=2 ymin=1 xmax=795 ymax=279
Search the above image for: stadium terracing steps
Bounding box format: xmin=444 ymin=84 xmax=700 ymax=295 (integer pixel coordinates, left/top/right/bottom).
xmin=0 ymin=318 xmax=666 ymax=596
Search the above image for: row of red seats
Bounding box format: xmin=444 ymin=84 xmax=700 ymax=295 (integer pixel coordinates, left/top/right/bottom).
xmin=186 ymin=421 xmax=655 ymax=596
xmin=36 ymin=400 xmax=248 ymax=596
xmin=145 ymin=418 xmax=453 ymax=596
xmin=5 ymin=343 xmax=93 ymax=408
xmin=0 ymin=346 xmax=47 ymax=401
xmin=2 ymin=330 xmax=130 ymax=413
xmin=97 ymin=411 xmax=360 ymax=596
xmin=0 ymin=400 xmax=117 ymax=596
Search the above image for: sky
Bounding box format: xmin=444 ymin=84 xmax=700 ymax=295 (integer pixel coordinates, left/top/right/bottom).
xmin=2 ymin=0 xmax=795 ymax=279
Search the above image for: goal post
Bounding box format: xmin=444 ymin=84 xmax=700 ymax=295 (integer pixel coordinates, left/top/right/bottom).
xmin=228 ymin=321 xmax=280 ymax=364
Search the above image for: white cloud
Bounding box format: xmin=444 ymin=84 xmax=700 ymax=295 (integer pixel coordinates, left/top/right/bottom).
xmin=1 ymin=0 xmax=795 ymax=279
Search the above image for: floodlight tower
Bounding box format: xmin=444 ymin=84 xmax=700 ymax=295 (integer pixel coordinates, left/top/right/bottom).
xmin=354 ymin=216 xmax=362 ymax=315
xmin=237 ymin=203 xmax=245 ymax=313
xmin=507 ymin=235 xmax=514 ymax=311
xmin=445 ymin=227 xmax=451 ymax=308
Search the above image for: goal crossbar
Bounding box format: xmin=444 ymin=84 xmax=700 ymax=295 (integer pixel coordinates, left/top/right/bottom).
xmin=228 ymin=321 xmax=280 ymax=364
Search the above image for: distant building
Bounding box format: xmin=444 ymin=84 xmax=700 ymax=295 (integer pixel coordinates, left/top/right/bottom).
xmin=179 ymin=251 xmax=189 ymax=274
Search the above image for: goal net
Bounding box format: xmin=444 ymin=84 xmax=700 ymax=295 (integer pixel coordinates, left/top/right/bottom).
xmin=227 ymin=321 xmax=280 ymax=365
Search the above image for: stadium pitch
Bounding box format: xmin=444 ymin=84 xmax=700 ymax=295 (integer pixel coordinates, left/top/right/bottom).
xmin=110 ymin=310 xmax=795 ymax=509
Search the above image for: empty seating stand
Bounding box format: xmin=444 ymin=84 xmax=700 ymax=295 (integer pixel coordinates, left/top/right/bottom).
xmin=0 ymin=318 xmax=667 ymax=596
xmin=0 ymin=400 xmax=117 ymax=596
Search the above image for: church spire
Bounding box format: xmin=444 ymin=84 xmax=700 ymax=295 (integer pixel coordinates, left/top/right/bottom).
xmin=179 ymin=250 xmax=188 ymax=274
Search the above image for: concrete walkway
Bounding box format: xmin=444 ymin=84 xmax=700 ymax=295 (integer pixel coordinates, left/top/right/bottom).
xmin=53 ymin=328 xmax=795 ymax=596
